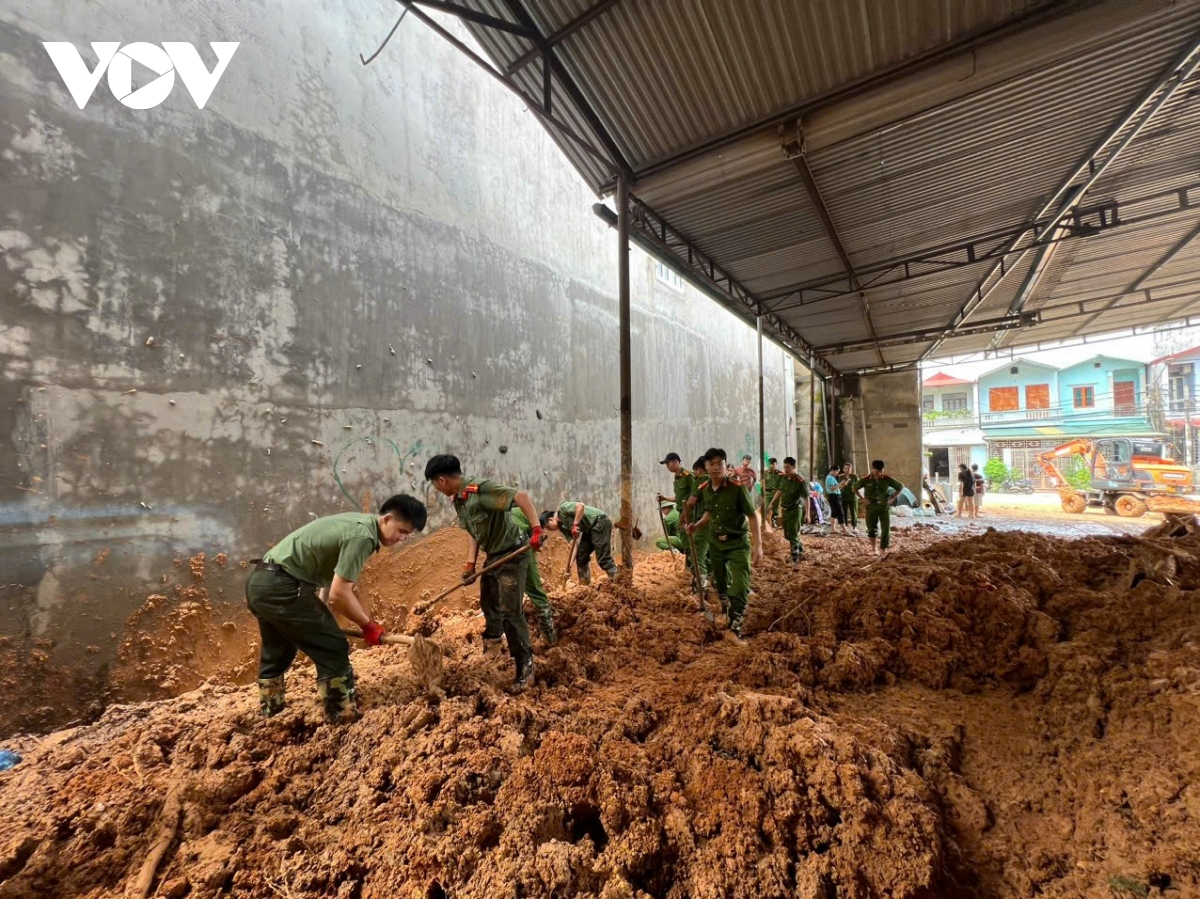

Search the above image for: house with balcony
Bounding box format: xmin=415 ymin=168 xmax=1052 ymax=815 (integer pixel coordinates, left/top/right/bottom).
xmin=981 ymin=355 xmax=1160 ymax=484
xmin=921 ymin=372 xmax=985 ymax=480
xmin=1148 ymin=345 xmax=1200 ymax=465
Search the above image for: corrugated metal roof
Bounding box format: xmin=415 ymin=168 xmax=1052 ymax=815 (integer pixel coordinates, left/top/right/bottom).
xmin=432 ymin=0 xmax=1200 ymax=373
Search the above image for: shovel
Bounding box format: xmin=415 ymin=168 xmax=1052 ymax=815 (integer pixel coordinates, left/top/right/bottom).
xmin=561 ymin=532 xmax=581 ymax=588
xmin=342 ymin=627 xmax=446 ymax=699
xmin=685 ymin=528 xmax=713 ymax=623
xmin=412 ymin=542 xmax=532 ymax=616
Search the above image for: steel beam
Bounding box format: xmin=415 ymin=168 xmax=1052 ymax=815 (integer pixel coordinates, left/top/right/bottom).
xmin=1067 ymin=218 xmax=1200 ymax=338
xmin=781 ymin=124 xmax=883 ymax=365
xmin=410 ymin=0 xmax=535 ymax=37
xmin=503 ymin=0 xmax=631 ymax=174
xmin=922 ymin=29 xmax=1200 ymax=360
xmin=505 ymin=0 xmax=625 ymax=77
xmin=396 ymin=1 xmax=614 ymax=168
xmin=760 ymin=181 xmax=1199 ymax=316
xmin=591 ymin=201 xmax=838 ymax=376
xmin=817 ymin=313 xmax=1039 ymax=356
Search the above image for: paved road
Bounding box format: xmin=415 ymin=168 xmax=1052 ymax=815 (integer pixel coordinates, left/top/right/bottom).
xmin=896 ymin=491 xmax=1155 ymax=538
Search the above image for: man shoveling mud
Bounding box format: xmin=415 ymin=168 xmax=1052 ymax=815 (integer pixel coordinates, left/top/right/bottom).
xmin=686 ymin=447 xmax=763 ymax=638
xmin=855 ymin=459 xmax=904 ymax=557
xmin=540 ymin=501 xmax=620 ymax=584
xmin=245 ymin=494 xmax=427 ymax=723
xmin=425 ymin=454 xmax=546 ymax=691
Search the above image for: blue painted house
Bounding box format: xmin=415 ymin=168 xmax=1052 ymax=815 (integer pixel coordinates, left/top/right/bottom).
xmin=976 ymin=355 xmax=1158 ymax=485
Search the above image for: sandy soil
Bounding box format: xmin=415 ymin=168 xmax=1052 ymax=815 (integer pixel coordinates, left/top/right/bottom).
xmin=1 ymin=517 xmax=1198 ymax=899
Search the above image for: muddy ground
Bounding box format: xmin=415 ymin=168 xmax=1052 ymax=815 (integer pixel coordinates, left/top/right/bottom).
xmin=1 ymin=516 xmax=1198 ymax=898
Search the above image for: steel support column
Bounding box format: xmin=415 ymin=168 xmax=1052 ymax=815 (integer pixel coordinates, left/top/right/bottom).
xmin=617 ymin=172 xmax=633 ymax=572
xmin=757 ymin=314 xmax=766 ymax=494
xmin=808 ymin=355 xmax=816 ymax=482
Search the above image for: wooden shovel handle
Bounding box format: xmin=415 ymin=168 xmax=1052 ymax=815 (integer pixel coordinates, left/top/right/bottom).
xmin=415 ymin=542 xmax=533 ymax=614
xmin=341 ymin=628 xmax=415 ymax=646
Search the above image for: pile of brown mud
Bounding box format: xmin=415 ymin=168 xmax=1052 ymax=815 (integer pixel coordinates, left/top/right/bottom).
xmin=1 ymin=520 xmax=1198 ymax=899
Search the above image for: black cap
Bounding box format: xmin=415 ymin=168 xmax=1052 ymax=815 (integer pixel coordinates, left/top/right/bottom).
xmin=659 ymin=452 xmax=681 ymax=464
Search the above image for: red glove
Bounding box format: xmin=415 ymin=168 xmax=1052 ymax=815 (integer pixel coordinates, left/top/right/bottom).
xmin=360 ymin=620 xmax=385 ymax=647
xmin=530 ymin=525 xmax=547 ymax=550
xmin=571 ymin=524 xmax=581 ymax=538
xmin=461 ymin=561 xmax=478 ymax=585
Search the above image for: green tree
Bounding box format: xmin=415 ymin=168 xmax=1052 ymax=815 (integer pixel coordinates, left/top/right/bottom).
xmin=983 ymin=457 xmax=1008 ymax=487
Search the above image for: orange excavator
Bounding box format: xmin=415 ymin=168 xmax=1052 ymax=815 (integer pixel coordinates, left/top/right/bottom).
xmin=1036 ymin=437 xmax=1196 ymax=518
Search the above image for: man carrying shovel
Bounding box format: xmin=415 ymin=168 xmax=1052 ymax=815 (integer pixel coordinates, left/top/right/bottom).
xmin=425 ymin=454 xmax=546 ymax=691
xmin=244 ymin=494 xmax=427 ymax=723
xmin=767 ymin=456 xmax=808 ymax=564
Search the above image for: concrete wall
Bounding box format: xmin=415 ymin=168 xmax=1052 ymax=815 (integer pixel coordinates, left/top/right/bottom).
xmin=0 ymin=1 xmax=793 ymax=730
xmin=846 ymin=371 xmax=923 ymax=494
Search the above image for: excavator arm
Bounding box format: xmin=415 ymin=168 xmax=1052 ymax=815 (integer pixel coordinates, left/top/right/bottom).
xmin=1035 ymin=437 xmax=1096 ymax=487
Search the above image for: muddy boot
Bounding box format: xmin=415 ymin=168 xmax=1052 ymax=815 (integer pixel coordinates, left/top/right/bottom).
xmin=718 ymin=594 xmax=730 ymax=616
xmin=513 ymin=655 xmax=535 ymax=692
xmin=603 ymin=565 xmax=619 ymax=581
xmin=577 ymin=567 xmax=592 ymax=586
xmin=317 ymin=669 xmax=359 ymax=724
xmin=538 ymin=614 xmax=557 ymax=645
xmin=482 ymin=637 xmax=505 ymax=658
xmin=729 ymin=612 xmax=745 ymax=639
xmin=257 ymin=675 xmax=286 ymax=718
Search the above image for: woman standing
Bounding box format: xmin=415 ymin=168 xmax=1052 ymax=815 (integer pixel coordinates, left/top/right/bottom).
xmin=956 ymin=463 xmax=977 ymax=518
xmin=840 ymin=462 xmax=858 ymax=534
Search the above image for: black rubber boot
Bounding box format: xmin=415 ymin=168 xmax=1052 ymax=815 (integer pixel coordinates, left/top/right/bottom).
xmin=257 ymin=675 xmax=286 ymax=717
xmin=514 ymin=655 xmax=535 ymax=692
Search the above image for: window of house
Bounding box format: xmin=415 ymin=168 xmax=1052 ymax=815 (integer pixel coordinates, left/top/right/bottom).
xmin=1113 ymin=380 xmax=1136 ymax=415
xmin=1073 ymin=386 xmax=1095 ymax=408
xmin=1169 ymin=363 xmax=1194 ymax=412
xmin=654 ymin=260 xmax=685 ymax=291
xmin=1025 ymin=384 xmax=1050 ymax=409
xmin=988 ymin=386 xmax=1019 ymax=411
xmin=922 ymin=395 xmax=934 ymax=412
xmin=943 ymin=392 xmax=969 ymax=411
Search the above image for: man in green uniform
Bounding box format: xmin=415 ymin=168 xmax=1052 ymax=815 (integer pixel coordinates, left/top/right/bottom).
xmin=855 ymin=459 xmax=904 ymax=556
xmin=654 ymin=502 xmax=687 ymax=553
xmin=244 ymin=494 xmax=427 ymax=723
xmin=540 ymin=500 xmax=619 ymax=584
xmin=425 ymin=454 xmax=546 ymax=690
xmin=839 ymin=462 xmax=859 ymax=534
xmin=512 ymin=507 xmax=556 ymax=644
xmin=762 ymin=458 xmax=782 ymax=528
xmin=767 ymin=456 xmax=808 ymax=564
xmin=684 ymin=456 xmax=713 ymax=587
xmin=657 ymin=451 xmax=696 ymax=525
xmin=686 ymin=447 xmax=763 ymax=637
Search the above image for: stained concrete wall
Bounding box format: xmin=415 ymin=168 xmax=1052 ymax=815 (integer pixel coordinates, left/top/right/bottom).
xmin=0 ymin=2 xmax=794 ymax=729
xmin=845 ymin=372 xmax=924 ymax=495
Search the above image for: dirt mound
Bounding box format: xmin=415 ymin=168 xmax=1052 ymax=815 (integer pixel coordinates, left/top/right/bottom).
xmin=2 ymin=522 xmax=1198 ymax=898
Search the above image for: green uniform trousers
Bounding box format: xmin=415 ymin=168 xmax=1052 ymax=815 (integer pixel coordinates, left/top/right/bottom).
xmin=866 ymin=503 xmax=892 ymax=549
xmin=763 ymin=489 xmax=777 ymax=524
xmin=577 ymin=515 xmax=618 ymax=579
xmin=245 ymin=567 xmax=351 ymax=681
xmin=524 ymin=554 xmax=553 ymax=624
xmin=654 ymin=535 xmax=687 ymax=552
xmin=480 ymin=551 xmax=533 ymax=666
xmin=709 ymin=534 xmax=752 ymax=627
xmin=781 ymin=506 xmax=803 ymax=553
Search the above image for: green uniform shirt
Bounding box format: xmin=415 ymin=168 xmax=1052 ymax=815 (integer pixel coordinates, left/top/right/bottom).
xmin=559 ymin=501 xmax=605 ymax=531
xmin=698 ymin=477 xmax=756 ymax=538
xmin=672 ymin=470 xmax=697 ymax=510
xmin=856 ymin=475 xmax=904 ymax=505
xmin=511 ymin=507 xmax=532 ymax=535
xmin=264 ymin=512 xmax=381 ymax=586
xmin=839 ymin=475 xmax=858 ymax=500
xmin=764 ymin=470 xmax=782 ymax=493
xmin=455 ymin=477 xmax=521 ymax=555
xmin=775 ymin=473 xmax=808 ymax=510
